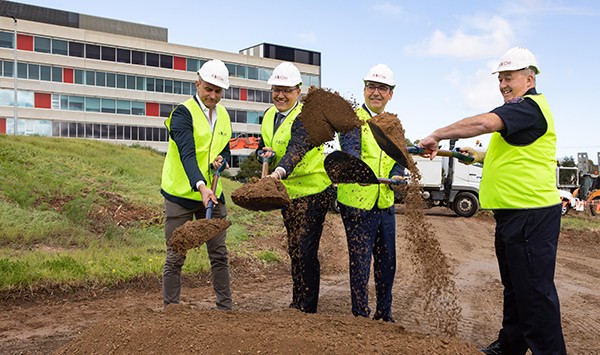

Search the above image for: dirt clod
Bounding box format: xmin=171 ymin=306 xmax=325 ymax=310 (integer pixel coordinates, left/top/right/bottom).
xmin=231 ymin=177 xmax=291 ymax=211
xmin=170 ymin=218 xmax=232 ymax=255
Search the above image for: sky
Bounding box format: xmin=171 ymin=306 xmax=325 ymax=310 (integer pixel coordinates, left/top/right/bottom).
xmin=15 ymin=0 xmax=600 ymax=163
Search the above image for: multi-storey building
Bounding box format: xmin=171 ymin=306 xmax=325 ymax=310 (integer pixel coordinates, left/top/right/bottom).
xmin=0 ymin=1 xmax=321 ymax=172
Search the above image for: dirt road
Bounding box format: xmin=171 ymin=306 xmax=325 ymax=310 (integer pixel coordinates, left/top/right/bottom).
xmin=1 ymin=208 xmax=599 ymax=354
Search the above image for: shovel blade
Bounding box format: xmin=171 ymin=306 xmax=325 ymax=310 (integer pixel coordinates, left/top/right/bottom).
xmin=324 ymin=151 xmax=380 ymax=185
xmin=367 ymin=120 xmax=409 ymax=167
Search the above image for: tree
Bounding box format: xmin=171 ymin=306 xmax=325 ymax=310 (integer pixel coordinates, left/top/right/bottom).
xmin=235 ymin=154 xmax=262 ymax=182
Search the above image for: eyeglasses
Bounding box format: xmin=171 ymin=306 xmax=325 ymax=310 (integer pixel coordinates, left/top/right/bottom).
xmin=365 ymin=84 xmax=391 ymax=94
xmin=272 ymin=87 xmax=299 ymax=95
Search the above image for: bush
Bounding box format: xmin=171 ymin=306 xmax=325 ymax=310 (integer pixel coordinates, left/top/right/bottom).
xmin=236 ymin=154 xmax=262 ymax=182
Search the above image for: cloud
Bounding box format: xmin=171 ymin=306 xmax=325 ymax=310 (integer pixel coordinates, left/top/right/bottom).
xmin=372 ymin=1 xmax=404 ymax=17
xmin=406 ymin=15 xmax=515 ymax=60
xmin=297 ymin=31 xmax=317 ymax=44
xmin=502 ymin=0 xmax=600 ymax=17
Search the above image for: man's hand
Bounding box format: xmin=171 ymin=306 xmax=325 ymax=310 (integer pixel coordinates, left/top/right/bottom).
xmin=211 ymin=155 xmax=229 ymax=170
xmin=199 ymin=184 xmax=218 ymax=208
xmin=418 ymin=133 xmax=441 ymax=159
xmin=459 ymin=147 xmax=485 ymax=164
xmin=267 ymin=167 xmax=286 ymax=180
xmin=258 ymin=148 xmax=275 ymax=163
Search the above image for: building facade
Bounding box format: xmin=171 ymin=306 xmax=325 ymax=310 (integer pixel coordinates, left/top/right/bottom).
xmin=0 ymin=1 xmax=321 ymax=172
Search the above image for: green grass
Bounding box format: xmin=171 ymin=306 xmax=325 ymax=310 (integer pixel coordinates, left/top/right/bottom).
xmin=561 ymin=214 xmax=600 ymax=231
xmin=0 ymin=135 xmax=281 ymax=294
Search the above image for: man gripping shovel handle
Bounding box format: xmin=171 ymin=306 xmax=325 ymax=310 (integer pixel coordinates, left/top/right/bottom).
xmin=170 ymin=160 xmax=232 ymax=256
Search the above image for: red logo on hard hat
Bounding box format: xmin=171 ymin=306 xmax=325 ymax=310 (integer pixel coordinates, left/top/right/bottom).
xmin=499 ymin=60 xmax=511 ymax=67
xmin=274 ymin=75 xmax=288 ymax=80
xmin=372 ymin=74 xmax=387 ymax=79
xmin=211 ymin=74 xmax=224 ymax=81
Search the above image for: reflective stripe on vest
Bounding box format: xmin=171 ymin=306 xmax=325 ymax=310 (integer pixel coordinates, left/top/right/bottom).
xmin=337 ymin=107 xmax=396 ymax=209
xmin=261 ymin=104 xmax=331 ymax=199
xmin=161 ymin=97 xmax=231 ymax=201
xmin=480 ymin=94 xmax=559 ymax=209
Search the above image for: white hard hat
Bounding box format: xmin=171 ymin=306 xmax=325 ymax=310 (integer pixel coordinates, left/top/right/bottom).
xmin=268 ymin=62 xmax=302 ymax=87
xmin=363 ymin=64 xmax=396 ymax=87
xmin=198 ymin=59 xmax=230 ymax=89
xmin=493 ymin=46 xmax=540 ymax=75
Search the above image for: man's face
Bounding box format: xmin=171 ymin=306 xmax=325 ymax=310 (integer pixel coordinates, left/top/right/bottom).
xmin=497 ymin=69 xmax=534 ymax=103
xmin=271 ymin=86 xmax=301 ymax=112
xmin=364 ymin=81 xmax=393 ymax=114
xmin=196 ymin=80 xmax=223 ymax=109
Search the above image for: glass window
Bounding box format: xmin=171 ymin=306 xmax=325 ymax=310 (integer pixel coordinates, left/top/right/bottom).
xmin=138 ymin=127 xmax=146 ymax=141
xmin=101 ymin=46 xmax=115 ymax=61
xmin=108 ymin=125 xmax=116 ymax=139
xmin=126 ymin=75 xmax=135 ymax=90
xmin=159 ymin=127 xmax=167 ymax=141
xmin=236 ymin=110 xmax=247 ymax=123
xmin=40 ymin=65 xmax=51 ymax=81
xmin=131 ymin=50 xmax=145 ymax=65
xmin=117 ymin=48 xmax=131 ymax=63
xmin=136 ymin=76 xmax=145 ymax=91
xmin=60 ymin=95 xmax=68 ymax=110
xmin=0 ymin=31 xmax=13 ymax=49
xmin=146 ymin=52 xmax=159 ymax=67
xmin=116 ymin=125 xmax=124 ymax=140
xmin=116 ymin=74 xmax=126 ymax=89
xmin=160 ymin=103 xmax=172 ymax=117
xmin=155 ymin=78 xmax=164 ymax=93
xmin=17 ymin=62 xmax=27 ymax=79
xmin=247 ymin=89 xmax=255 ymax=102
xmin=152 ymin=127 xmax=161 ymax=142
xmin=85 ymin=44 xmax=100 ymax=59
xmin=52 ymin=66 xmax=62 ymax=82
xmin=160 ymin=54 xmax=172 ymax=69
xmin=117 ymin=100 xmax=130 ymax=115
xmin=28 ymin=64 xmax=39 ymax=80
xmin=164 ymin=79 xmax=173 ymax=94
xmin=69 ymin=41 xmax=84 ymax=57
xmin=34 ymin=37 xmax=51 ymax=53
xmin=173 ymin=80 xmax=182 ymax=94
xmin=76 ymin=122 xmax=84 ymax=137
xmin=85 ymin=123 xmax=93 ymax=138
xmin=259 ymin=68 xmax=271 ymax=81
xmin=186 ymin=58 xmax=200 ymax=72
xmin=69 ymin=96 xmax=84 ymax=111
xmin=106 ymin=73 xmax=115 ymax=88
xmin=182 ymin=82 xmax=191 ymax=95
xmin=124 ymin=125 xmax=132 ymax=140
xmin=3 ymin=61 xmax=14 ymax=77
xmin=101 ymin=98 xmax=116 ymax=113
xmin=52 ymin=39 xmax=68 ymax=55
xmin=232 ymin=87 xmax=240 ymax=100
xmin=236 ymin=65 xmax=248 ymax=78
xmin=225 ymin=63 xmax=235 ymax=76
xmin=131 ymin=126 xmax=139 ymax=140
xmin=146 ymin=77 xmax=155 ymax=92
xmin=247 ymin=111 xmax=260 ymax=124
xmin=74 ymin=69 xmax=84 ymax=84
xmin=85 ymin=70 xmax=95 ymax=85
xmin=96 ymin=72 xmax=106 ymax=87
xmin=85 ymin=97 xmax=100 ymax=112
xmin=18 ymin=91 xmax=34 ymax=108
xmin=248 ymin=67 xmax=259 ymax=80
xmin=131 ymin=101 xmax=145 ymax=115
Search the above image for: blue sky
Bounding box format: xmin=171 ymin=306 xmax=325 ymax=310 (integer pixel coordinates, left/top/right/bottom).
xmin=16 ymin=0 xmax=600 ymax=163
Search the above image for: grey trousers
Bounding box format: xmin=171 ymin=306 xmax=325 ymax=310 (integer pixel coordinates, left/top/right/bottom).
xmin=162 ymin=198 xmax=232 ymax=310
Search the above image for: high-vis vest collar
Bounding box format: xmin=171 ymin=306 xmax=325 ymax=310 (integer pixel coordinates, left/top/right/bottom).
xmin=480 ymin=93 xmax=559 ymax=209
xmin=161 ymin=97 xmax=231 ymax=202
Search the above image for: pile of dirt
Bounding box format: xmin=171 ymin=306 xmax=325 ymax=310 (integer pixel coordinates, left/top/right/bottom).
xmin=170 ymin=219 xmax=232 ymax=256
xmin=300 ymin=87 xmax=362 ymax=146
xmin=368 ymin=112 xmax=412 ymax=166
xmin=55 ymin=305 xmax=479 ymax=354
xmin=231 ymin=176 xmax=291 ymax=211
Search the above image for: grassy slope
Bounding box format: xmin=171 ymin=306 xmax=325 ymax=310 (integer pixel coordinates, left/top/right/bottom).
xmin=0 ymin=135 xmax=281 ymax=294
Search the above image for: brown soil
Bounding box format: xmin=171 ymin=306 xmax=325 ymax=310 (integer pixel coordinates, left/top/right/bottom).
xmin=231 ymin=176 xmax=291 ymax=211
xmin=170 ymin=218 xmax=232 ymax=256
xmin=1 ymin=210 xmax=599 ymax=354
xmin=369 ymin=112 xmax=411 ymax=166
xmin=300 ymin=87 xmax=362 ymax=146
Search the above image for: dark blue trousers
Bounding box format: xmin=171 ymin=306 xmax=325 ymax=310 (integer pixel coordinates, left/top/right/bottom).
xmin=339 ymin=203 xmax=396 ymax=319
xmin=494 ymin=205 xmax=566 ymax=355
xmin=281 ymin=186 xmax=334 ymax=313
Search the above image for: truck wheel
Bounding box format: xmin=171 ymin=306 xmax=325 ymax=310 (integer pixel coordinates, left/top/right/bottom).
xmin=591 ymin=196 xmax=600 ymax=216
xmin=453 ymin=192 xmax=479 ymax=217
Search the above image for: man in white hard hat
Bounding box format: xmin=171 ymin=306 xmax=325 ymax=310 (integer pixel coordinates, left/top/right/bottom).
xmin=161 ymin=59 xmax=233 ymax=311
xmin=419 ymin=47 xmax=566 ymax=354
xmin=336 ymin=64 xmax=405 ymax=322
xmin=257 ymin=62 xmax=334 ymax=313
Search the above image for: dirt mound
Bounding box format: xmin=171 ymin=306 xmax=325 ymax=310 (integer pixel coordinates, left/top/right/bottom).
xmin=170 ymin=218 xmax=232 ymax=255
xmin=231 ymin=177 xmax=291 ymax=211
xmin=54 ymin=305 xmax=479 ymax=354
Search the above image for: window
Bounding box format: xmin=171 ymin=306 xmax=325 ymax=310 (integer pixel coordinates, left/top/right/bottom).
xmin=232 ymin=87 xmax=240 ymax=100
xmin=225 ymin=63 xmax=235 ymax=76
xmin=28 ymin=64 xmax=39 ymax=80
xmin=85 ymin=44 xmax=100 ymax=59
xmin=131 ymin=126 xmax=139 ymax=140
xmin=247 ymin=89 xmax=255 ymax=102
xmin=117 ymin=100 xmax=130 ymax=114
xmin=85 ymin=97 xmax=100 ymax=112
xmin=136 ymin=76 xmax=145 ymax=91
xmin=17 ymin=62 xmax=27 ymax=79
xmin=101 ymin=98 xmax=116 ymax=113
xmin=74 ymin=69 xmax=84 ymax=84
xmin=160 ymin=54 xmax=172 ymax=69
xmin=0 ymin=31 xmax=13 ymax=49
xmin=182 ymin=82 xmax=192 ymax=95
xmin=52 ymin=66 xmax=62 ymax=82
xmin=247 ymin=111 xmax=260 ymax=124
xmin=60 ymin=95 xmax=68 ymax=110
xmin=236 ymin=110 xmax=247 ymax=123
xmin=131 ymin=101 xmax=145 ymax=115
xmin=69 ymin=41 xmax=84 ymax=57
xmin=146 ymin=77 xmax=155 ymax=92
xmin=69 ymin=96 xmax=84 ymax=111
xmin=106 ymin=73 xmax=116 ymax=88
xmin=160 ymin=103 xmax=172 ymax=117
xmin=96 ymin=72 xmax=106 ymax=87
xmin=117 ymin=48 xmax=130 ymax=63
xmin=52 ymin=39 xmax=68 ymax=55
xmin=116 ymin=74 xmax=126 ymax=89
xmin=236 ymin=65 xmax=248 ymax=78
xmin=34 ymin=37 xmax=51 ymax=53
xmin=126 ymin=75 xmax=135 ymax=90
xmin=187 ymin=58 xmax=200 ymax=72
xmin=131 ymin=50 xmax=145 ymax=65
xmin=173 ymin=80 xmax=182 ymax=94
xmin=3 ymin=61 xmax=14 ymax=77
xmin=40 ymin=65 xmax=51 ymax=81
xmin=164 ymin=79 xmax=173 ymax=94
xmin=155 ymin=78 xmax=163 ymax=93
xmin=259 ymin=68 xmax=271 ymax=81
xmin=248 ymin=67 xmax=259 ymax=80
xmin=85 ymin=70 xmax=95 ymax=85
xmin=101 ymin=46 xmax=115 ymax=61
xmin=146 ymin=52 xmax=159 ymax=67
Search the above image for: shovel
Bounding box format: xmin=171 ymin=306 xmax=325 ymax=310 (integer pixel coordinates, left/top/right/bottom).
xmin=367 ymin=120 xmax=474 ymax=165
xmin=205 ymin=159 xmax=228 ymax=219
xmin=324 ymin=151 xmax=406 ymax=185
xmin=257 ymin=149 xmax=276 ymax=178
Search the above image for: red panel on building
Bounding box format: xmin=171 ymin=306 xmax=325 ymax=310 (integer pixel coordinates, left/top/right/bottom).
xmin=174 ymin=56 xmax=186 ymax=71
xmin=240 ymin=88 xmax=247 ymax=101
xmin=34 ymin=93 xmax=52 ymax=109
xmin=0 ymin=118 xmax=6 ymax=134
xmin=146 ymin=102 xmax=160 ymax=116
xmin=17 ymin=34 xmax=33 ymax=51
xmin=63 ymin=68 xmax=74 ymax=83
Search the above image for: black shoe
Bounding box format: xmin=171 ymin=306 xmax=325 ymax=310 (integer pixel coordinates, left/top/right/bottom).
xmin=373 ymin=314 xmax=396 ymax=323
xmin=479 ymin=339 xmax=502 ymax=355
